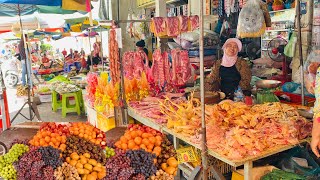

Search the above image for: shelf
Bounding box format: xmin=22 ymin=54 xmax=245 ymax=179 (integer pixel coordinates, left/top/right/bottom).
xmin=137 ymin=0 xmax=180 ymax=8
xmin=127 ymin=106 xmax=308 ymax=167
xmin=268 ymin=8 xmax=295 ymax=13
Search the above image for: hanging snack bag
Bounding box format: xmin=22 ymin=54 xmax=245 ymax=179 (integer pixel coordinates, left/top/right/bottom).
xmin=237 ymin=0 xmax=266 ymax=38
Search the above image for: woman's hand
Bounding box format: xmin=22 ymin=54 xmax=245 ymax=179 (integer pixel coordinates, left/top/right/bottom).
xmin=311 ymin=116 xmax=320 ymax=158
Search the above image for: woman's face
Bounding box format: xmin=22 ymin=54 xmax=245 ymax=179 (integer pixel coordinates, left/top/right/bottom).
xmin=225 ymin=42 xmax=239 ymax=56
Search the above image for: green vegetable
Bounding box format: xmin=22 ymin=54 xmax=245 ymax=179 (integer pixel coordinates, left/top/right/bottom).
xmin=47 ymin=75 xmax=71 ymax=84
xmin=261 ymin=169 xmax=306 ymax=180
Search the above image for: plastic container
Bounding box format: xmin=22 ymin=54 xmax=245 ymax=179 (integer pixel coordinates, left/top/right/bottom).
xmin=272 ymin=4 xmax=284 ymax=11
xmin=274 ymin=91 xmax=316 ymax=107
xmin=232 ymin=166 xmax=277 ymax=180
xmin=39 ymin=93 xmax=52 ymax=103
xmin=97 ymin=113 xmax=115 ymax=132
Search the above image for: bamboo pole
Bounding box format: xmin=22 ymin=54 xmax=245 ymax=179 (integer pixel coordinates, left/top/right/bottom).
xmin=199 ymin=0 xmax=208 ymax=179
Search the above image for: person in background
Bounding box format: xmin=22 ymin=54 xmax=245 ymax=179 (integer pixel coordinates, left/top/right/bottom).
xmin=86 ymin=51 xmax=101 ymax=71
xmin=136 ymin=40 xmax=152 ymax=67
xmin=66 ymin=48 xmax=74 ymax=59
xmin=41 ymin=53 xmax=50 ymax=64
xmin=80 ymin=48 xmax=85 ymax=56
xmin=62 ymin=48 xmax=67 ymax=57
xmin=18 ymin=34 xmax=29 ymax=86
xmin=204 ymin=38 xmax=251 ymax=99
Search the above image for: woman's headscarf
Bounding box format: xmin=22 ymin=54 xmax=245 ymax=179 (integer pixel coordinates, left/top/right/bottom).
xmin=221 ymin=38 xmax=242 ymax=67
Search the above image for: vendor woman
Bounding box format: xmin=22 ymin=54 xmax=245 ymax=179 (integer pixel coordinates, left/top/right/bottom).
xmin=205 ymin=38 xmax=251 ymax=98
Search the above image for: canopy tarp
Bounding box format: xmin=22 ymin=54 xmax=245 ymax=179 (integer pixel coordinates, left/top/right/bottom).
xmin=0 ymin=0 xmax=61 ymax=6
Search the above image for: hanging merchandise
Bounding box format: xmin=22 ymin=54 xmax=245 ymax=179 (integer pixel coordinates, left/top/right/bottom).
xmin=62 ymin=0 xmax=91 ymax=12
xmin=166 ymin=17 xmax=180 ymax=37
xmin=151 ymin=49 xmax=170 ymax=88
xmin=218 ymin=0 xmax=225 ymax=17
xmin=260 ymin=1 xmax=272 ymax=27
xmin=109 ymin=29 xmax=120 ymax=85
xmin=178 ymin=15 xmax=189 ymax=33
xmin=189 ymin=15 xmax=199 ymax=31
xmin=237 ymin=0 xmax=266 ymax=38
xmin=239 ymin=0 xmax=247 ymax=8
xmin=284 ymin=32 xmax=297 ymax=58
xmin=150 ymin=17 xmax=167 ymax=37
xmin=171 ymin=49 xmax=192 ymax=86
xmin=122 ymin=50 xmax=148 ymax=79
xmin=303 ymin=49 xmax=320 ymax=95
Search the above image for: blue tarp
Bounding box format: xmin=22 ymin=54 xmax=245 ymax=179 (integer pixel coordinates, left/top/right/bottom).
xmin=0 ymin=0 xmax=61 ymax=6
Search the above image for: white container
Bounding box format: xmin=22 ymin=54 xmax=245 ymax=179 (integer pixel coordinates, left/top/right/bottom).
xmin=39 ymin=93 xmax=52 ymax=103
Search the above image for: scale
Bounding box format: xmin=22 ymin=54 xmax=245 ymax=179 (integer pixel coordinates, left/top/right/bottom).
xmin=255 ymin=80 xmax=282 ymax=104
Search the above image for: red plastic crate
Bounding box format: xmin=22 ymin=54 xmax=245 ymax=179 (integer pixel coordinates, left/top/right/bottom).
xmin=274 ymin=91 xmax=315 ymax=107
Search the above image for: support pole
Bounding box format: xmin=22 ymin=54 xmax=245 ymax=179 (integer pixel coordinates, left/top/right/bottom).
xmin=88 ymin=28 xmax=93 ymax=71
xmin=100 ymin=26 xmax=104 ymax=71
xmin=296 ymin=0 xmax=305 ymax=105
xmin=199 ymin=0 xmax=208 ymax=179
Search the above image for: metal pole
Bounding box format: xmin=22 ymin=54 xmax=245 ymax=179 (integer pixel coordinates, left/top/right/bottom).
xmin=200 ymin=0 xmax=208 ymax=179
xmin=88 ymin=29 xmax=93 ymax=71
xmin=296 ymin=0 xmax=305 ymax=105
xmin=100 ymin=26 xmax=104 ymax=71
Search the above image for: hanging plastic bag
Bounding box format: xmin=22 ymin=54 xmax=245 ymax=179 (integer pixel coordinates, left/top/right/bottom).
xmin=237 ymin=0 xmax=266 ymax=38
xmin=303 ymin=49 xmax=320 ymax=95
xmin=284 ymin=32 xmax=298 ymax=58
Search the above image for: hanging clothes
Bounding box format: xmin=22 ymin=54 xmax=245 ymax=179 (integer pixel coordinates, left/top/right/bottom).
xmin=218 ymin=0 xmax=225 ymax=17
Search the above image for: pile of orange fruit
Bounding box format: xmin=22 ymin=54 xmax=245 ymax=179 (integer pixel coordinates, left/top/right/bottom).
xmin=29 ymin=130 xmax=67 ymax=151
xmin=115 ymin=130 xmax=162 ymax=156
xmin=66 ymin=152 xmax=106 ymax=180
xmin=69 ymin=122 xmax=106 ymax=148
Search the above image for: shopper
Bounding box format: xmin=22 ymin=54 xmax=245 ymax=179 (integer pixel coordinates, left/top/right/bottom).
xmin=18 ymin=34 xmax=29 ymax=86
xmin=136 ymin=40 xmax=151 ymax=67
xmin=86 ymin=52 xmax=101 ymax=71
xmin=204 ymin=38 xmax=251 ymax=99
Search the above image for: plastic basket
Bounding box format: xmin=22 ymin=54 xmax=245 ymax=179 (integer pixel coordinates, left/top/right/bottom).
xmin=39 ymin=93 xmax=52 ymax=103
xmin=274 ymin=91 xmax=315 ymax=107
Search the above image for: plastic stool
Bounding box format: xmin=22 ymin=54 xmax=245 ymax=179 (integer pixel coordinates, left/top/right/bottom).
xmin=61 ymin=91 xmax=81 ymax=117
xmin=76 ymin=90 xmax=85 ymax=113
xmin=52 ymin=90 xmax=62 ymax=112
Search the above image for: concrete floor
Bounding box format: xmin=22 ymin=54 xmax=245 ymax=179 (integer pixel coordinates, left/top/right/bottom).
xmin=6 ymin=87 xmax=87 ymax=125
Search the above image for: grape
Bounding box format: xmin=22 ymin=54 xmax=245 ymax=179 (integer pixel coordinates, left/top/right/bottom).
xmin=0 ymin=164 xmax=16 ymax=179
xmin=126 ymin=149 xmax=157 ymax=178
xmin=38 ymin=146 xmax=63 ymax=169
xmin=105 ymin=151 xmax=133 ymax=180
xmin=9 ymin=139 xmax=30 ymax=149
xmin=105 ymin=147 xmax=115 ymax=158
xmin=2 ymin=144 xmax=29 ymax=164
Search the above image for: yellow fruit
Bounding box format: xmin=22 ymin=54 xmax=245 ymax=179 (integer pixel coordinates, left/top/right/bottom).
xmin=91 ymin=171 xmax=98 ymax=178
xmin=83 ymin=169 xmax=90 ymax=175
xmin=82 ymin=174 xmax=87 ymax=180
xmin=95 ymin=163 xmax=102 ymax=168
xmin=87 ymin=174 xmax=97 ymax=180
xmin=80 ymin=157 xmax=88 ymax=165
xmin=84 ymin=163 xmax=93 ymax=171
xmin=165 ymin=166 xmax=176 ymax=175
xmin=69 ymin=160 xmax=77 ymax=166
xmin=167 ymin=157 xmax=178 ymax=168
xmin=161 ymin=163 xmax=168 ymax=171
xmin=97 ymin=172 xmax=106 ymax=179
xmin=83 ymin=153 xmax=91 ymax=158
xmin=76 ymin=163 xmax=84 ymax=169
xmin=77 ymin=168 xmax=85 ymax=174
xmin=71 ymin=153 xmax=80 ymax=161
xmin=93 ymin=166 xmax=101 ymax=172
xmin=66 ymin=157 xmax=71 ymax=163
xmin=88 ymin=159 xmax=97 ymax=166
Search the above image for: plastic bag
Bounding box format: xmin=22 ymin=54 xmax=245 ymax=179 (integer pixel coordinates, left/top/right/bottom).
xmin=167 ymin=42 xmax=181 ymax=50
xmin=279 ymin=146 xmax=320 ymax=177
xmin=173 ymin=37 xmax=192 ymax=50
xmin=303 ymin=49 xmax=320 ymax=94
xmin=284 ymin=32 xmax=298 ymax=58
xmin=178 ymin=31 xmax=200 ymax=42
xmin=237 ymin=0 xmax=266 ymax=38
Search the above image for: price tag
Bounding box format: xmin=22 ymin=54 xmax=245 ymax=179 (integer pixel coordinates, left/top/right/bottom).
xmin=115 ymin=28 xmax=123 ymax=48
xmin=300 ymin=2 xmax=307 ymax=15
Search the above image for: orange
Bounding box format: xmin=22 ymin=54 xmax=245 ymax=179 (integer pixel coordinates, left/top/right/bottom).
xmin=133 ymin=146 xmax=140 ymax=150
xmin=56 ymin=136 xmax=62 ymax=142
xmin=147 ymin=144 xmax=154 ymax=150
xmin=141 ymin=133 xmax=149 ymax=138
xmin=124 ymin=133 xmax=132 ymax=141
xmin=136 ymin=130 xmax=143 ymax=137
xmin=115 ymin=141 xmax=121 ymax=148
xmin=120 ymin=136 xmax=128 ymax=143
xmin=155 ymin=135 xmax=162 ymax=142
xmin=146 ymin=149 xmax=152 ymax=153
xmin=91 ymin=171 xmax=98 ymax=178
xmin=66 ymin=157 xmax=71 ymax=163
xmin=155 ymin=140 xmax=162 ymax=146
xmin=121 ymin=143 xmax=128 ymax=150
xmin=134 ymin=137 xmax=142 ymax=145
xmin=34 ymin=141 xmax=40 ymax=146
xmin=84 ymin=134 xmax=88 ymax=139
xmin=142 ymin=138 xmax=150 ymax=146
xmin=140 ymin=144 xmax=147 ymax=149
xmin=127 ymin=140 xmax=136 ymax=149
xmin=54 ymin=141 xmax=60 ymax=147
xmin=39 ymin=139 xmax=45 ymax=146
xmin=44 ymin=136 xmax=51 ymax=143
xmin=149 ymin=137 xmax=156 ymax=144
xmin=87 ymin=174 xmax=97 ymax=180
xmin=49 ymin=142 xmax=55 ymax=147
xmin=51 ymin=138 xmax=57 ymax=143
xmin=97 ymin=172 xmax=106 ymax=179
xmin=79 ymin=133 xmax=84 ymax=138
xmin=130 ymin=131 xmax=138 ymax=139
xmin=73 ymin=131 xmax=79 ymax=136
xmin=59 ymin=144 xmax=66 ymax=151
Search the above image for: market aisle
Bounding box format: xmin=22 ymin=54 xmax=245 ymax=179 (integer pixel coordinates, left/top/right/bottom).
xmin=4 ymin=87 xmax=87 ymax=124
